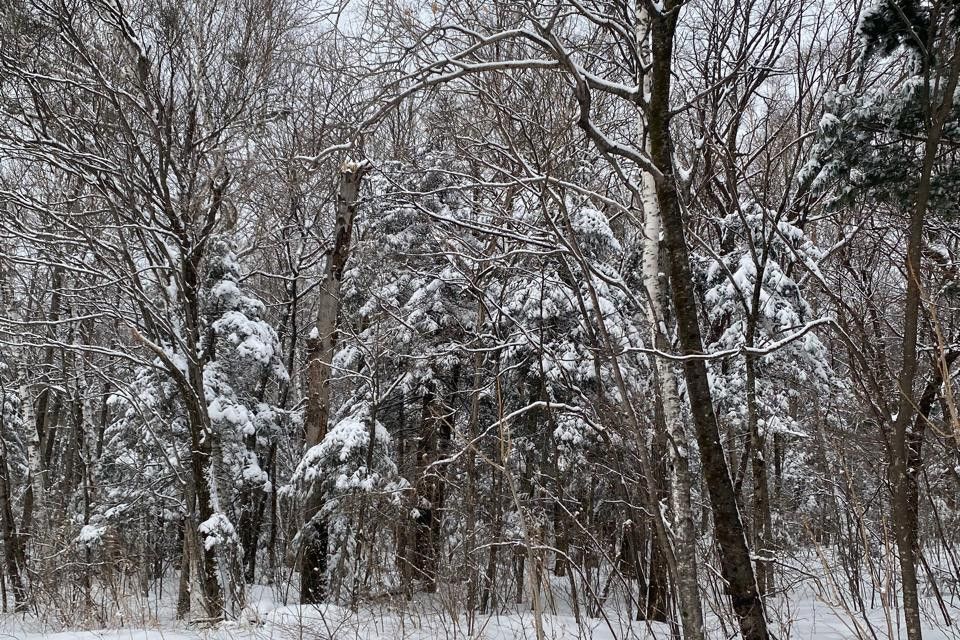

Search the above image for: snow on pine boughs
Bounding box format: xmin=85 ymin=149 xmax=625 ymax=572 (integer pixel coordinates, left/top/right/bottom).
xmin=288 ymin=402 xmax=407 ymax=515
xmin=201 ymin=238 xmax=288 ymax=499
xmin=699 ymin=203 xmax=835 ymax=438
xmin=0 ymin=374 xmax=28 ymax=491
xmin=286 ymin=401 xmax=409 ymax=600
xmin=98 ymin=237 xmax=289 ymax=576
xmin=199 ymin=513 xmax=239 ymax=551
xmin=801 ymin=1 xmax=960 ymax=221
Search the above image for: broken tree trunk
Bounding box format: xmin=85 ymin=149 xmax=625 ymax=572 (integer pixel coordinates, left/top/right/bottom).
xmin=300 ymin=159 xmax=370 ymax=605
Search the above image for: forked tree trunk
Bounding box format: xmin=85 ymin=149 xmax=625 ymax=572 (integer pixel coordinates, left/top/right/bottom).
xmin=638 ymin=134 xmax=705 ymax=640
xmin=300 ymin=160 xmax=370 ymax=604
xmin=636 ymin=6 xmax=705 ymax=638
xmin=644 ymin=6 xmax=770 ymax=639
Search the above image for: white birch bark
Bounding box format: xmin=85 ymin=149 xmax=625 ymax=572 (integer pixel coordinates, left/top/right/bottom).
xmin=637 ymin=5 xmax=705 ymax=639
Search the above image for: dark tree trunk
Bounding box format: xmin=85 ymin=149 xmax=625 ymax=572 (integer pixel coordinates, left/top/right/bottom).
xmin=412 ymin=382 xmax=453 ymax=593
xmin=645 ymin=421 xmax=670 ymax=622
xmin=0 ymin=446 xmax=27 ymax=612
xmin=176 ymin=514 xmax=192 ymax=619
xmin=646 ymin=8 xmax=770 ymax=639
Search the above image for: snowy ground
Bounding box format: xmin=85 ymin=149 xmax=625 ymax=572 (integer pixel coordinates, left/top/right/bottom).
xmin=2 ymin=571 xmax=959 ymax=639
xmin=4 ymin=598 xmax=959 ymax=640
xmin=1 ymin=604 xmax=958 ymax=640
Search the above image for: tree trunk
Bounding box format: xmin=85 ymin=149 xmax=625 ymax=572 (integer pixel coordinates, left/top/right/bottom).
xmin=413 ymin=386 xmax=452 ymax=593
xmin=300 ymin=160 xmax=370 ymax=604
xmin=176 ymin=515 xmax=192 ymax=619
xmin=744 ymin=250 xmax=772 ymax=598
xmin=746 ymin=352 xmax=772 ymax=597
xmin=178 ymin=248 xmax=227 ymax=621
xmin=638 ymin=69 xmax=705 ymax=636
xmin=888 ymin=42 xmax=960 ymax=637
xmin=185 ymin=414 xmax=224 ymax=619
xmin=0 ymin=430 xmax=27 ymax=612
xmin=645 ymin=7 xmax=769 ymax=639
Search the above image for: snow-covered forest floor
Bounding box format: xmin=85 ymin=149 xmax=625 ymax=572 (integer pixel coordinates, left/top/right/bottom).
xmin=2 ymin=556 xmax=958 ymax=640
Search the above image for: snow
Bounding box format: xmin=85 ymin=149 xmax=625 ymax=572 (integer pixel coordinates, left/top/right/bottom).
xmin=287 ymin=402 xmax=407 ymax=512
xmin=76 ymin=524 xmax=107 ymax=548
xmin=0 ymin=587 xmax=656 ymax=640
xmin=8 ymin=632 xmax=196 ymax=640
xmin=0 ymin=546 xmax=954 ymax=639
xmin=209 ymin=280 xmax=242 ymax=303
xmin=211 ymin=311 xmax=280 ymax=366
xmin=198 ymin=513 xmax=237 ymax=551
xmin=570 ymin=205 xmax=622 ymax=254
xmin=818 ymin=112 xmax=841 ymax=133
xmin=3 ymin=588 xmax=957 ymax=640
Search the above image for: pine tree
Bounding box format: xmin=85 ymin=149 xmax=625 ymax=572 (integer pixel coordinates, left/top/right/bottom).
xmin=101 ymin=238 xmax=287 ymax=614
